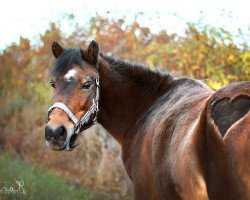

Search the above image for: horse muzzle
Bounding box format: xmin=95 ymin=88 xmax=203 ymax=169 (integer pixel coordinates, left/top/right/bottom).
xmin=45 ymin=124 xmax=77 ymax=151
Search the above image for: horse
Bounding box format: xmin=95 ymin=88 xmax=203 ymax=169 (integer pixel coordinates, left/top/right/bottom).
xmin=45 ymin=40 xmax=250 ymax=200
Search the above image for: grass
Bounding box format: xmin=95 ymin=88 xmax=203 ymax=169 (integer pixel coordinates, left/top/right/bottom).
xmin=0 ymin=151 xmax=108 ymax=200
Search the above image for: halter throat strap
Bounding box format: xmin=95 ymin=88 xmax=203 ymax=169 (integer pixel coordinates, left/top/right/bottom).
xmin=48 ymin=77 xmax=100 ymax=135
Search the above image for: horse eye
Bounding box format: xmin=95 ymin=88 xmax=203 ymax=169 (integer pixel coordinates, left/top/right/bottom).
xmin=81 ymin=81 xmax=91 ymax=90
xmin=50 ymin=80 xmax=55 ymax=88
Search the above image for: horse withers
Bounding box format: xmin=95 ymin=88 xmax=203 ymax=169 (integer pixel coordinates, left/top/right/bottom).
xmin=45 ymin=40 xmax=250 ymax=200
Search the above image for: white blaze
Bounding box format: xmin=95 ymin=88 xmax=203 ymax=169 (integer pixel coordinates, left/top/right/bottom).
xmin=64 ymin=69 xmax=77 ymax=80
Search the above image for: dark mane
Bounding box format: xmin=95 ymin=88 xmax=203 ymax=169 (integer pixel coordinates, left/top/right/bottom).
xmin=51 ymin=48 xmax=83 ymax=77
xmin=99 ymin=52 xmax=174 ymax=85
xmin=51 ymin=48 xmax=174 ymax=86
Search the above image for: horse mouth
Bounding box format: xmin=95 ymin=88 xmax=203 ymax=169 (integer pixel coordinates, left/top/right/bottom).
xmin=46 ymin=140 xmax=67 ymax=151
xmin=45 ymin=133 xmax=79 ymax=151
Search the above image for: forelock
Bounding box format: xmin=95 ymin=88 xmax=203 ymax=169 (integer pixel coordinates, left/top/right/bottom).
xmin=51 ymin=48 xmax=83 ymax=77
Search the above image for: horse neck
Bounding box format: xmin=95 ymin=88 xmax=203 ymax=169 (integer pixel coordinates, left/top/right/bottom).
xmin=97 ymin=54 xmax=174 ymax=144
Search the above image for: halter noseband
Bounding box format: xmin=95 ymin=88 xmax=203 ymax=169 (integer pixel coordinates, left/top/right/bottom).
xmin=47 ymin=76 xmax=100 ymax=149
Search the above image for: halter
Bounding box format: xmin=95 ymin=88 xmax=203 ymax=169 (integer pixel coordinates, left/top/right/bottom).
xmin=47 ymin=77 xmax=100 ymax=150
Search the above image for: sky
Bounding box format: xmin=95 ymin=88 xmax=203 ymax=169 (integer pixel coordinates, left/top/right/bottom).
xmin=0 ymin=0 xmax=249 ymax=50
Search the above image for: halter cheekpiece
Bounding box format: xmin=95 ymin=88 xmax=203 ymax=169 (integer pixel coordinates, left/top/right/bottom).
xmin=47 ymin=76 xmax=100 ymax=137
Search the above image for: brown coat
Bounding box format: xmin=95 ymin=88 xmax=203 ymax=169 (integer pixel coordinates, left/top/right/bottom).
xmin=47 ymin=42 xmax=250 ymax=199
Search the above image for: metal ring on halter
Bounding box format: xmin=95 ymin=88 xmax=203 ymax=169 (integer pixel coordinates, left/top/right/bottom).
xmin=75 ymin=122 xmax=82 ymax=135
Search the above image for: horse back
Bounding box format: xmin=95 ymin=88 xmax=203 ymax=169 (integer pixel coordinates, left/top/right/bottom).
xmin=123 ymin=80 xmax=250 ymax=200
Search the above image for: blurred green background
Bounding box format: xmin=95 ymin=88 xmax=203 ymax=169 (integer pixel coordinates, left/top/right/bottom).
xmin=0 ymin=1 xmax=249 ymax=199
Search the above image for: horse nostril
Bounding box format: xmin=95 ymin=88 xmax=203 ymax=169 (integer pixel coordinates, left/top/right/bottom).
xmin=45 ymin=126 xmax=53 ymax=141
xmin=55 ymin=125 xmax=67 ymax=141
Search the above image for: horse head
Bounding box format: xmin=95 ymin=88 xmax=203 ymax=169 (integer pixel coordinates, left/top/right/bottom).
xmin=45 ymin=41 xmax=100 ymax=151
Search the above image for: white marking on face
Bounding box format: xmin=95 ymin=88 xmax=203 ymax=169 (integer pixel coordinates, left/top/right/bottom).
xmin=64 ymin=69 xmax=77 ymax=80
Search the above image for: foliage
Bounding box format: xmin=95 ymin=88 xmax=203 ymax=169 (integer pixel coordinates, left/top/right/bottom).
xmin=0 ymin=15 xmax=249 ymax=113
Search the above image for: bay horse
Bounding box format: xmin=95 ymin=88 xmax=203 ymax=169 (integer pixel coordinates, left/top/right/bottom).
xmin=45 ymin=40 xmax=250 ymax=200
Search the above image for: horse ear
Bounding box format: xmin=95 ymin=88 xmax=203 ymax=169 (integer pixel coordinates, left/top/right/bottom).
xmin=87 ymin=40 xmax=99 ymax=66
xmin=52 ymin=42 xmax=64 ymax=58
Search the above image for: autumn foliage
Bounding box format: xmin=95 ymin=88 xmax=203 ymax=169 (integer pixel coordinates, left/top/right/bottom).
xmin=0 ymin=15 xmax=249 ymax=199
